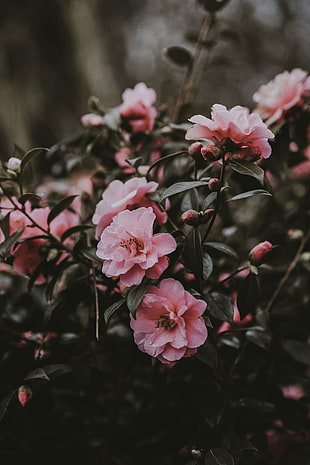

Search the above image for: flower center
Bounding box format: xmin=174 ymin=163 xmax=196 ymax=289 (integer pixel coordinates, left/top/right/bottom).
xmin=155 ymin=314 xmax=177 ymax=331
xmin=120 ymin=237 xmax=143 ymax=255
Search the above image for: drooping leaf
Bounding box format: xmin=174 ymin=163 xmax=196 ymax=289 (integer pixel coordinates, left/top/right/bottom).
xmin=0 ymin=227 xmax=24 ymax=258
xmin=0 ymin=389 xmax=17 ymax=422
xmin=237 ymin=272 xmax=260 ymax=319
xmin=283 ymin=340 xmax=310 ymax=366
xmin=204 ymin=448 xmax=234 ymax=465
xmin=228 ymin=189 xmax=272 ymax=201
xmin=245 ymin=329 xmax=271 ymax=350
xmin=202 ymin=192 xmax=217 ymax=210
xmin=20 ymin=147 xmax=48 ymax=172
xmin=43 ymin=364 xmax=72 ymax=378
xmin=229 ymin=159 xmax=264 ymax=185
xmin=147 ymin=150 xmax=187 ymax=176
xmin=23 ymin=368 xmax=50 ymax=381
xmin=160 ymin=181 xmax=208 ymax=203
xmin=104 ymin=298 xmax=126 ymax=324
xmin=164 ymin=46 xmax=192 ymax=67
xmin=196 ymin=339 xmax=217 ymax=369
xmin=61 ymin=224 xmax=93 ymax=241
xmin=204 ymin=241 xmax=238 ymax=260
xmin=47 ymin=195 xmax=77 ymax=225
xmin=182 ymin=227 xmax=203 ymax=279
xmin=0 ymin=213 xmax=10 ymax=239
xmin=204 ymin=291 xmax=234 ymax=323
xmin=127 ymin=283 xmax=150 ymax=318
xmin=18 ymin=193 xmax=42 ymax=204
xmin=203 ymin=251 xmax=213 ymax=280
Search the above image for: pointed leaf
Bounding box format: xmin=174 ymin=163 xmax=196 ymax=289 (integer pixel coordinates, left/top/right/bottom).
xmin=23 ymin=368 xmax=50 ymax=381
xmin=18 ymin=193 xmax=42 ymax=204
xmin=204 ymin=241 xmax=238 ymax=260
xmin=205 ymin=448 xmax=234 ymax=465
xmin=182 ymin=227 xmax=203 ymax=279
xmin=104 ymin=298 xmax=126 ymax=324
xmin=147 ymin=150 xmax=186 ymax=175
xmin=0 ymin=389 xmax=17 ymax=422
xmin=237 ymin=272 xmax=260 ymax=319
xmin=203 ymin=251 xmax=213 ymax=281
xmin=203 ymin=291 xmax=234 ymax=323
xmin=229 ymin=159 xmax=264 ymax=185
xmin=0 ymin=228 xmax=24 ymax=258
xmin=283 ymin=340 xmax=310 ymax=366
xmin=20 ymin=147 xmax=48 ymax=172
xmin=228 ymin=189 xmax=271 ymax=201
xmin=160 ymin=181 xmax=208 ymax=203
xmin=61 ymin=224 xmax=93 ymax=241
xmin=164 ymin=46 xmax=192 ymax=67
xmin=43 ymin=364 xmax=72 ymax=378
xmin=47 ymin=195 xmax=77 ymax=225
xmin=196 ymin=339 xmax=217 ymax=369
xmin=127 ymin=283 xmax=150 ymax=318
xmin=246 ymin=329 xmax=271 ymax=350
xmin=202 ymin=192 xmax=217 ymax=210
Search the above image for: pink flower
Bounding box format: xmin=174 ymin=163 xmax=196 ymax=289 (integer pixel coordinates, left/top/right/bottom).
xmin=96 ymin=207 xmax=176 ymax=286
xmin=92 ymin=177 xmax=167 ymax=238
xmin=130 ymin=278 xmax=208 ymax=363
xmin=185 ymin=104 xmax=274 ymax=161
xmin=80 ymin=113 xmax=104 ymax=127
xmin=249 ymin=240 xmax=273 ymax=266
xmin=11 ymin=206 xmax=79 ymax=284
xmin=120 ymin=82 xmax=157 ymax=133
xmin=253 ymin=68 xmax=310 ymax=125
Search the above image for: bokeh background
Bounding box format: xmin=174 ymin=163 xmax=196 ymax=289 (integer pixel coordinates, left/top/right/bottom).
xmin=0 ymin=0 xmax=309 ymax=155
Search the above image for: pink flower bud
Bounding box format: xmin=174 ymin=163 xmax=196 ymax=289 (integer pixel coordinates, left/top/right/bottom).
xmin=201 ymin=145 xmax=221 ymax=161
xmin=18 ymin=385 xmax=32 ymax=407
xmin=208 ymin=178 xmax=221 ymax=191
xmin=188 ymin=142 xmax=203 ymax=157
xmin=181 ymin=210 xmax=200 ymax=226
xmin=249 ymin=241 xmax=273 ymax=265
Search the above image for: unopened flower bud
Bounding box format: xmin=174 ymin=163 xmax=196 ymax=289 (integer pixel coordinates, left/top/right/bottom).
xmin=18 ymin=385 xmax=32 ymax=407
xmin=249 ymin=241 xmax=273 ymax=266
xmin=201 ymin=144 xmax=221 ymax=161
xmin=7 ymin=157 xmax=21 ymax=174
xmin=188 ymin=142 xmax=203 ymax=157
xmin=181 ymin=210 xmax=200 ymax=226
xmin=287 ymin=229 xmax=304 ymax=241
xmin=208 ymin=177 xmax=221 ymax=191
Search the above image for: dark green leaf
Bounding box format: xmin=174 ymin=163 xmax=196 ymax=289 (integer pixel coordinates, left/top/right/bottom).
xmin=23 ymin=368 xmax=50 ymax=381
xmin=127 ymin=282 xmax=150 ymax=317
xmin=237 ymin=272 xmax=260 ymax=319
xmin=164 ymin=46 xmax=192 ymax=67
xmin=160 ymin=181 xmax=208 ymax=203
xmin=18 ymin=193 xmax=42 ymax=204
xmin=229 ymin=159 xmax=264 ymax=185
xmin=104 ymin=298 xmax=126 ymax=324
xmin=125 ymin=157 xmax=142 ymax=168
xmin=47 ymin=195 xmax=77 ymax=225
xmin=283 ymin=340 xmax=310 ymax=366
xmin=0 ymin=176 xmax=14 ymax=182
xmin=182 ymin=227 xmax=203 ymax=279
xmin=0 ymin=213 xmax=10 ymax=239
xmin=20 ymin=147 xmax=48 ymax=172
xmin=0 ymin=228 xmax=24 ymax=258
xmin=202 ymin=192 xmax=217 ymax=210
xmin=0 ymin=389 xmax=17 ymax=422
xmin=203 ymin=251 xmax=213 ymax=280
xmin=196 ymin=339 xmax=217 ymax=368
xmin=78 ymin=246 xmax=103 ymax=264
xmin=61 ymin=224 xmax=93 ymax=241
xmin=218 ymin=334 xmax=240 ymax=349
xmin=204 ymin=291 xmax=234 ymax=323
xmin=43 ymin=364 xmax=72 ymax=378
xmin=201 ymin=383 xmax=225 ymax=428
xmin=245 ymin=329 xmax=271 ymax=350
xmin=205 ymin=448 xmax=234 ymax=465
xmin=228 ymin=189 xmax=271 ymax=201
xmin=204 ymin=241 xmax=238 ymax=259
xmin=147 ymin=151 xmax=187 ymax=176
xmin=45 ymin=257 xmax=71 ymax=302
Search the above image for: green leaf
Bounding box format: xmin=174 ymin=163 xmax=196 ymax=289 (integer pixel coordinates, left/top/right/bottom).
xmin=203 ymin=251 xmax=213 ymax=280
xmin=0 ymin=389 xmax=17 ymax=422
xmin=205 ymin=448 xmax=234 ymax=465
xmin=201 ymin=383 xmax=225 ymax=428
xmin=160 ymin=181 xmax=208 ymax=203
xmin=196 ymin=339 xmax=217 ymax=368
xmin=229 ymin=159 xmax=264 ymax=185
xmin=228 ymin=189 xmax=271 ymax=201
xmin=23 ymin=368 xmax=50 ymax=381
xmin=147 ymin=151 xmax=186 ymax=176
xmin=164 ymin=46 xmax=192 ymax=67
xmin=43 ymin=364 xmax=72 ymax=378
xmin=202 ymin=192 xmax=217 ymax=210
xmin=61 ymin=224 xmax=93 ymax=241
xmin=0 ymin=227 xmax=24 ymax=258
xmin=104 ymin=298 xmax=126 ymax=324
xmin=204 ymin=241 xmax=238 ymax=260
xmin=204 ymin=291 xmax=234 ymax=323
xmin=0 ymin=176 xmax=14 ymax=182
xmin=47 ymin=195 xmax=77 ymax=225
xmin=0 ymin=213 xmax=10 ymax=239
xmin=127 ymin=282 xmax=150 ymax=317
xmin=18 ymin=193 xmax=42 ymax=204
xmin=20 ymin=147 xmax=48 ymax=172
xmin=282 ymin=340 xmax=310 ymax=366
xmin=245 ymin=329 xmax=271 ymax=350
xmin=182 ymin=227 xmax=203 ymax=279
xmin=237 ymin=272 xmax=260 ymax=319
xmin=218 ymin=334 xmax=240 ymax=349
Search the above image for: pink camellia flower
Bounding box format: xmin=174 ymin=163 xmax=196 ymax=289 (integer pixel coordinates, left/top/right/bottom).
xmin=92 ymin=177 xmax=167 ymax=238
xmin=253 ymin=68 xmax=310 ymax=126
xmin=249 ymin=240 xmax=273 ymax=266
xmin=96 ymin=207 xmax=176 ymax=287
xmin=130 ymin=278 xmax=208 ymax=364
xmin=120 ymin=82 xmax=157 ymax=133
xmin=10 ymin=206 xmax=79 ymax=284
xmin=185 ymin=104 xmax=274 ymax=161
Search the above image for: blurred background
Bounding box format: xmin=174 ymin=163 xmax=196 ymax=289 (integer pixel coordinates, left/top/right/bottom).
xmin=0 ymin=0 xmax=309 ymax=156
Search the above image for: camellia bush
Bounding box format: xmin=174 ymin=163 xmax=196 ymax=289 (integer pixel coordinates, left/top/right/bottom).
xmin=0 ymin=1 xmax=310 ymax=464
